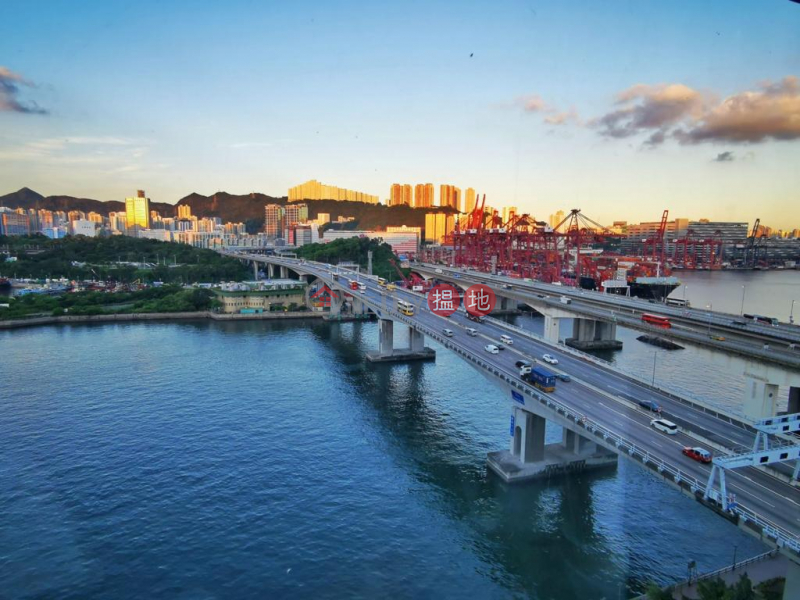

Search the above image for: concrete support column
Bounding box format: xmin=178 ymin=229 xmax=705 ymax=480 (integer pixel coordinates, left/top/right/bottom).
xmin=784 ymin=559 xmax=800 ymax=600
xmin=595 ymin=321 xmax=617 ymax=340
xmin=510 ymin=408 xmax=546 ymax=463
xmin=573 ymin=318 xmax=597 ymax=342
xmin=409 ymin=327 xmax=425 ymax=352
xmin=788 ymin=386 xmax=800 ymax=414
xmin=379 ymin=319 xmax=394 ymax=357
xmin=743 ymin=376 xmax=780 ymax=420
xmin=543 ymin=315 xmax=560 ymax=343
xmin=268 ymin=264 xmax=275 ymax=279
xmin=562 ymin=427 xmax=596 ymax=455
xmin=329 ymin=292 xmax=342 ymax=316
xmin=253 ymin=261 xmax=259 ymax=280
xmin=280 ymin=266 xmax=288 ymax=279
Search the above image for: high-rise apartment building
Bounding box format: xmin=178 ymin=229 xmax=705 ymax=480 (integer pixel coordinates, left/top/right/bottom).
xmin=288 ymin=179 xmax=378 ymax=204
xmin=125 ymin=190 xmax=150 ymax=229
xmin=425 ymin=212 xmax=455 ymax=244
xmin=389 ymin=184 xmax=414 ymax=206
xmin=464 ymin=188 xmax=476 ymax=213
xmin=177 ymin=204 xmax=192 ymax=219
xmin=549 ymin=210 xmax=565 ymax=230
xmin=439 ymin=185 xmax=461 ymax=210
xmin=284 ymin=203 xmax=309 ymax=233
xmin=414 ymin=183 xmax=435 ymax=208
xmin=390 ymin=184 xmax=403 ymax=206
xmin=264 ymin=204 xmax=285 ymax=238
xmin=502 ymin=206 xmax=518 ymax=224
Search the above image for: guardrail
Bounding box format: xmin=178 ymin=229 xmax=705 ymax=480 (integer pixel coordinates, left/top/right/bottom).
xmin=482 ymin=315 xmax=761 ymax=433
xmin=395 ymin=310 xmax=800 ymax=557
xmin=244 ymin=255 xmax=800 ymax=555
xmin=631 ymin=550 xmax=778 ymax=600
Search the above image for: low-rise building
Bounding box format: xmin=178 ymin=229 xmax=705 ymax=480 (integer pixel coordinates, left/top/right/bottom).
xmin=214 ymin=280 xmax=307 ymax=314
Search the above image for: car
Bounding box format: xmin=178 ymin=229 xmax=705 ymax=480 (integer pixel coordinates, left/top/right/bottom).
xmin=502 ymin=284 xmax=512 ymax=289
xmin=683 ymin=447 xmax=712 ymax=464
xmin=515 ymin=360 xmax=532 ymax=369
xmin=710 ymin=335 xmax=725 ymax=341
xmin=442 ymin=328 xmax=454 ymax=337
xmin=542 ymin=354 xmax=558 ymax=365
xmin=500 ymin=334 xmax=513 ymax=345
xmin=495 ymin=343 xmax=506 ymax=351
xmin=465 ymin=327 xmax=478 ymax=337
xmin=638 ymin=399 xmax=662 ymax=412
xmin=386 ymin=284 xmax=396 ymax=291
xmin=650 ymin=418 xmax=678 ymax=435
xmin=359 ymin=288 xmax=365 ymax=294
xmin=556 ymin=373 xmax=571 ymax=382
xmin=484 ymin=344 xmax=499 ymax=354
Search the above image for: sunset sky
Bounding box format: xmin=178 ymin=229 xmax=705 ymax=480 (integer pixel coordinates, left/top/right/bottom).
xmin=1 ymin=1 xmax=799 ymax=228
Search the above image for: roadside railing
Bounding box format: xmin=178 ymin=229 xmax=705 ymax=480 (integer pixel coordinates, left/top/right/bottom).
xmin=483 ymin=315 xmax=760 ymax=432
xmin=250 ymin=256 xmax=800 ymax=556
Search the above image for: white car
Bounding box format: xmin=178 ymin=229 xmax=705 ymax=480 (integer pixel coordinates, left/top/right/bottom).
xmin=500 ymin=334 xmax=513 ymax=345
xmin=484 ymin=344 xmax=500 ymax=355
xmin=442 ymin=328 xmax=454 ymax=337
xmin=542 ymin=354 xmax=558 ymax=365
xmin=651 ymin=418 xmax=678 ymax=435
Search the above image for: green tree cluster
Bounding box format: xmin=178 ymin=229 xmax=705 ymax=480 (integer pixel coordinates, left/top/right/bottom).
xmin=646 ymin=573 xmax=769 ymax=600
xmin=0 ymin=235 xmax=249 ymax=284
xmin=294 ymin=236 xmax=403 ymax=281
xmin=0 ymin=286 xmax=217 ymax=320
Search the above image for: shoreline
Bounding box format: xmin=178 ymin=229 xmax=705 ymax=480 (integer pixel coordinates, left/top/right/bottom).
xmin=0 ymin=311 xmax=325 ymax=330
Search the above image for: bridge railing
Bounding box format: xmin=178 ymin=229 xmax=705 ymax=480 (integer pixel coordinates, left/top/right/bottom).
xmin=259 ymin=256 xmax=800 ymax=556
xmin=399 ymin=312 xmax=800 ymax=557
xmin=483 ymin=315 xmax=758 ymax=433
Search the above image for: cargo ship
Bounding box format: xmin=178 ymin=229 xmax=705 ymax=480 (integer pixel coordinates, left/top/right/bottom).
xmin=576 ymin=256 xmax=681 ymax=302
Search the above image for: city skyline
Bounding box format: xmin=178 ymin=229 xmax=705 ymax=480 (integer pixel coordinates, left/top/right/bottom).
xmin=1 ymin=2 xmax=798 ymax=227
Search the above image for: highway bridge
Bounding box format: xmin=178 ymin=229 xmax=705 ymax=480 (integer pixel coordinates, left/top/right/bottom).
xmin=413 ymin=263 xmax=800 ymax=422
xmin=225 ymin=252 xmax=800 ymax=596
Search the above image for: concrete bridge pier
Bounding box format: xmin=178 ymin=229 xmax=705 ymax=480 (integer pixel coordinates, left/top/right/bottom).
xmin=543 ymin=315 xmax=560 ymax=344
xmin=366 ymin=319 xmax=435 ymax=363
xmin=492 ymin=295 xmax=521 ymax=315
xmin=487 ymin=404 xmax=618 ymax=483
xmin=252 ymin=261 xmax=259 ymax=281
xmin=740 ymin=361 xmax=800 ymax=420
xmin=784 ymin=560 xmax=800 ymax=600
xmin=351 ymin=297 xmax=369 ymax=315
xmin=788 ymin=386 xmax=800 ymax=414
xmin=328 ymin=292 xmax=343 ymax=317
xmin=267 ymin=264 xmax=275 ymax=279
xmin=565 ymin=318 xmax=623 ymax=351
xmin=279 ymin=266 xmax=289 ymax=279
xmin=743 ymin=376 xmax=781 ymax=421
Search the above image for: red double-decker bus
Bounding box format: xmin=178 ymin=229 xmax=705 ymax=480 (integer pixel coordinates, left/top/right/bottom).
xmin=642 ymin=313 xmax=671 ymax=328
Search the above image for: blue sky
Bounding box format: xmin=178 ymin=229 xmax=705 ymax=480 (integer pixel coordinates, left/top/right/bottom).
xmin=1 ymin=0 xmax=798 ymax=228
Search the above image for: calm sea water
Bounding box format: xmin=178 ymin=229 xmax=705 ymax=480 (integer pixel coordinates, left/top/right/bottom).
xmin=1 ymin=270 xmax=796 ymax=599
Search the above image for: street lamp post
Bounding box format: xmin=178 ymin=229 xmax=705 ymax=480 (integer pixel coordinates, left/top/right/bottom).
xmin=652 ymin=351 xmax=657 ymax=385
xmin=791 ymin=299 xmax=797 ymax=325
xmin=740 ymin=285 xmax=746 ymax=316
xmin=707 ymin=303 xmax=713 ymax=336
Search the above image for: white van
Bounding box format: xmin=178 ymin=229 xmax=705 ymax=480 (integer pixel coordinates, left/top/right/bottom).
xmin=466 ymin=327 xmax=478 ymax=337
xmin=500 ymin=334 xmax=513 ymax=345
xmin=650 ymin=418 xmax=678 ymax=435
xmin=442 ymin=328 xmax=454 ymax=337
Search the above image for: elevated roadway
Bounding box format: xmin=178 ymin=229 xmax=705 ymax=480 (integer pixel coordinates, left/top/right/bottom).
xmin=226 ymin=252 xmax=800 ymax=568
xmin=413 ymin=263 xmax=800 ymax=371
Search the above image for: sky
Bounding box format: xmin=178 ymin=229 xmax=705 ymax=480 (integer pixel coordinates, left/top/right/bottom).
xmin=1 ymin=0 xmax=799 ymax=228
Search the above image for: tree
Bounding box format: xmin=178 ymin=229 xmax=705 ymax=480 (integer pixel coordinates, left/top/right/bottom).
xmin=697 ymin=577 xmax=729 ymax=600
xmin=645 ymin=582 xmax=674 ymax=600
xmin=729 ymin=573 xmax=755 ymax=600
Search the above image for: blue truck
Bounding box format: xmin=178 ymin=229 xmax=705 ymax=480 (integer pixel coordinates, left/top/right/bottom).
xmin=524 ymin=366 xmax=557 ymax=393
